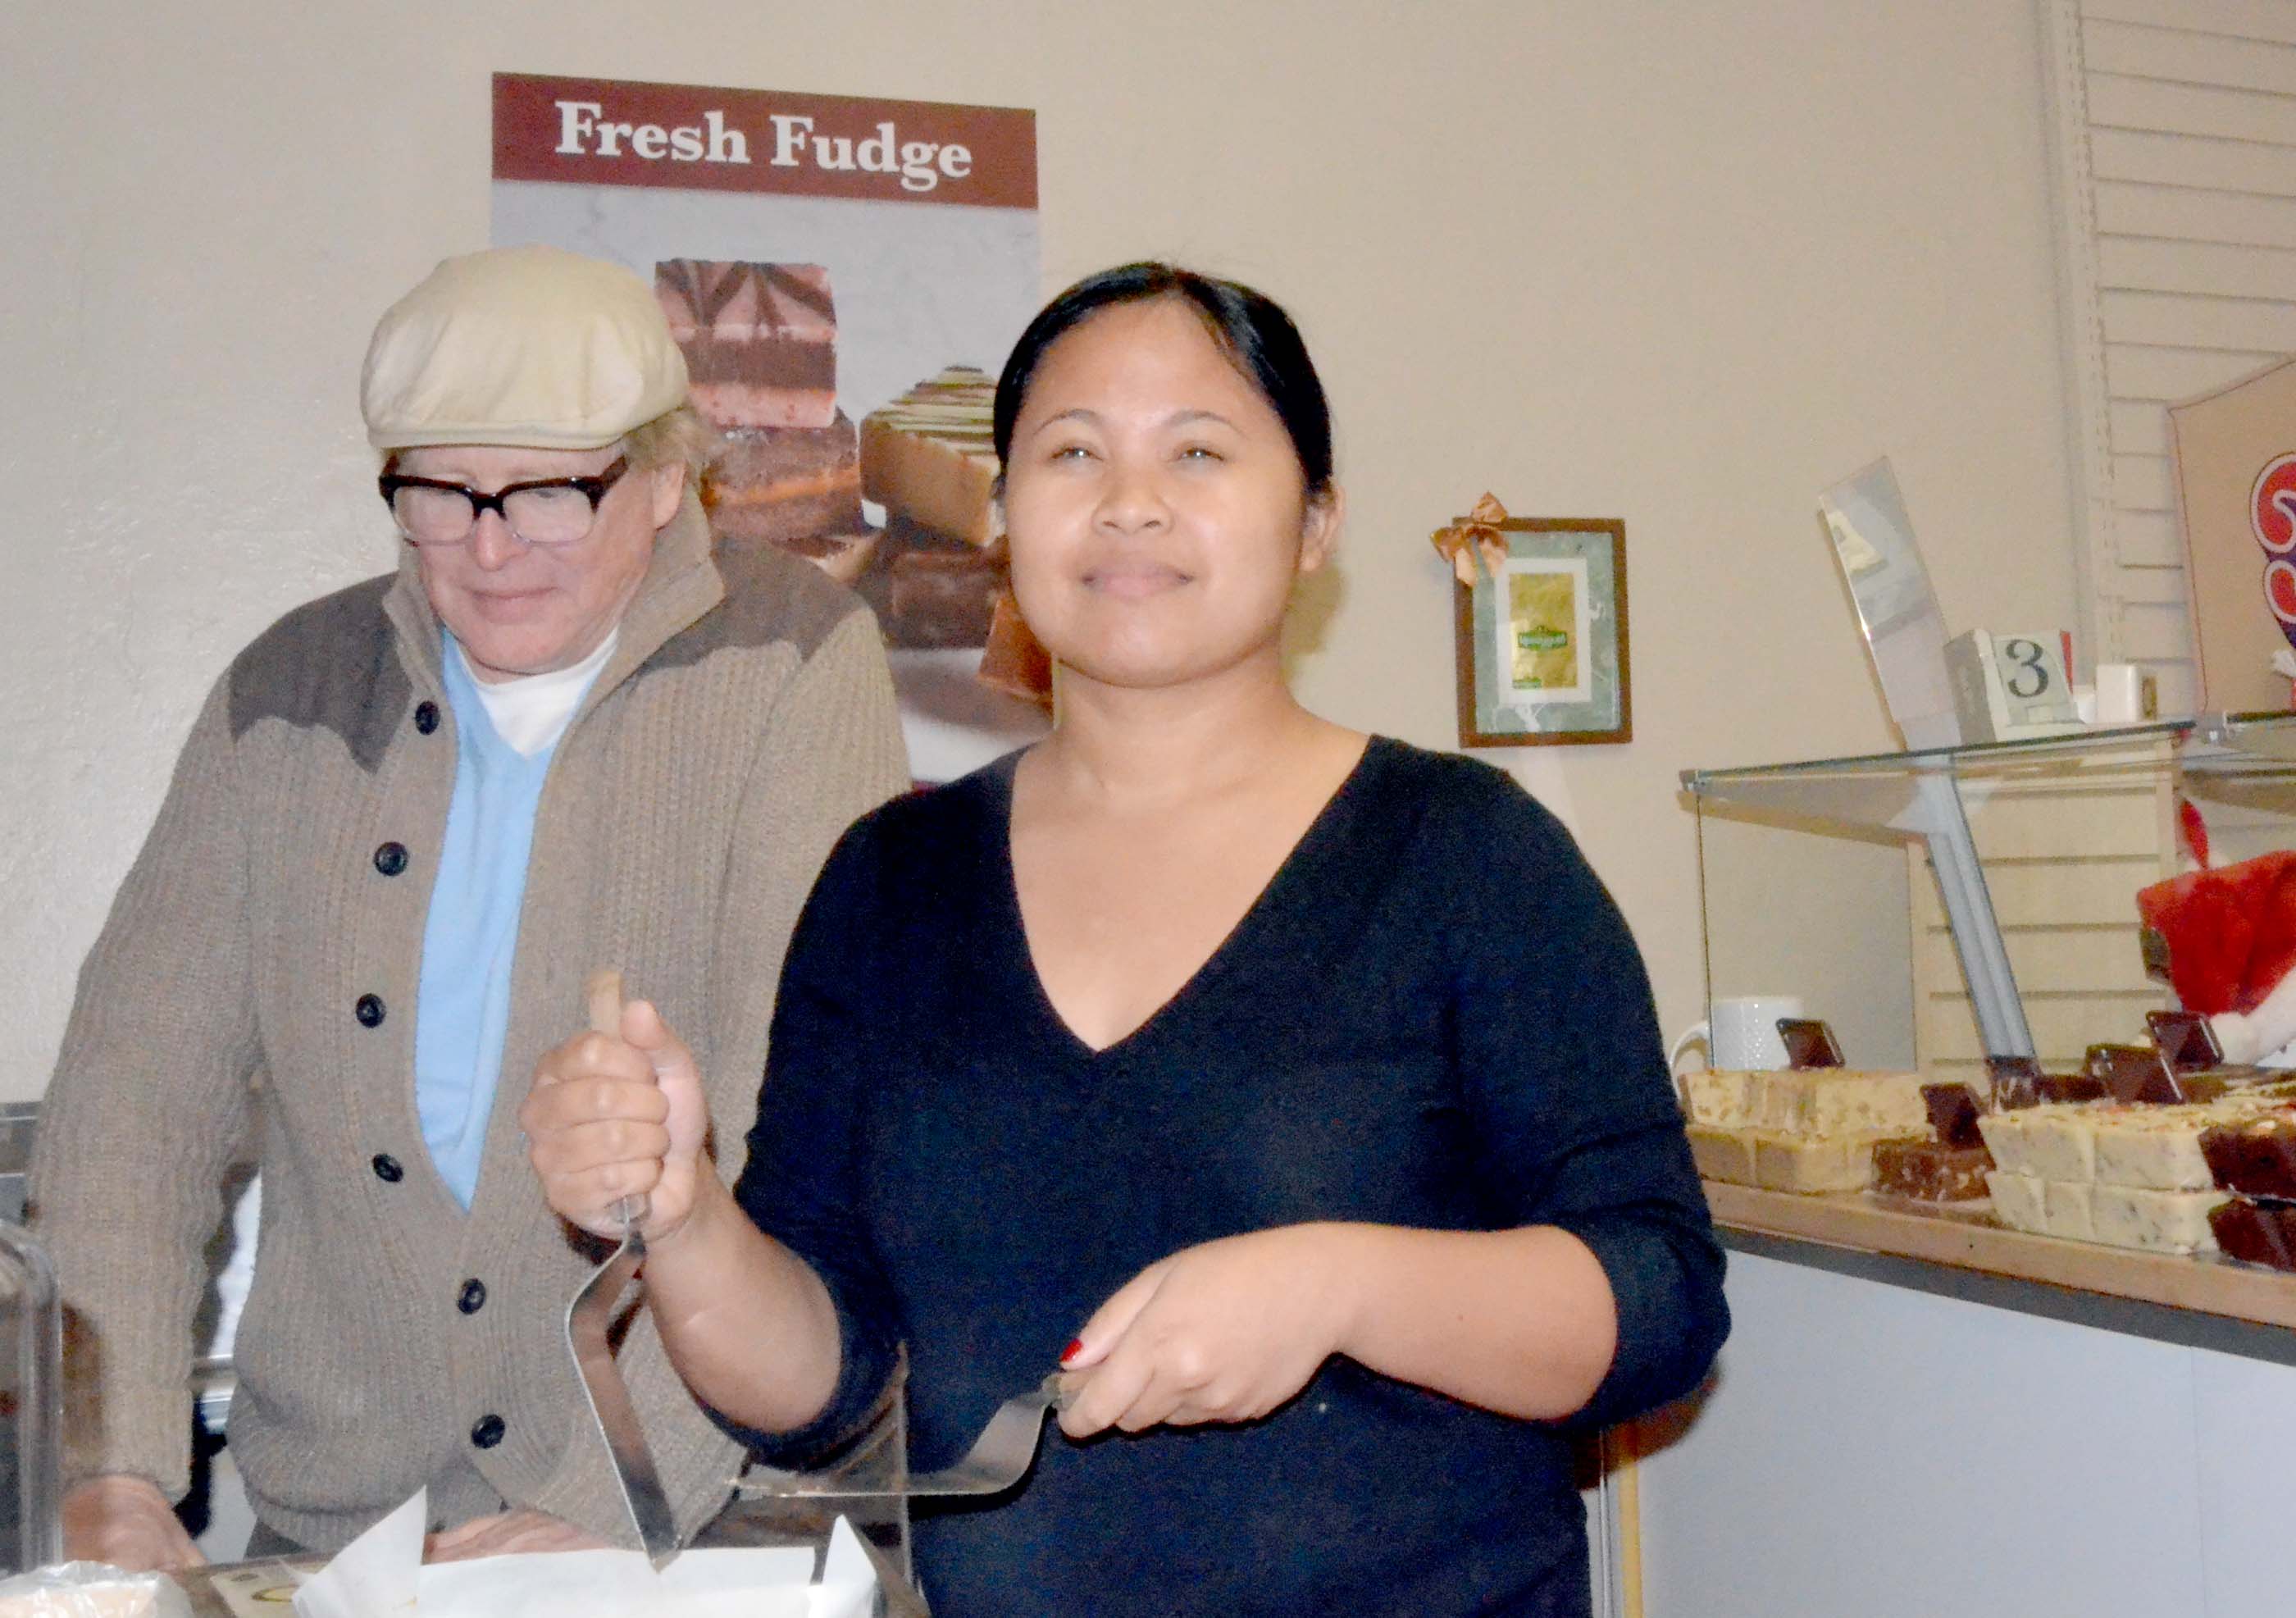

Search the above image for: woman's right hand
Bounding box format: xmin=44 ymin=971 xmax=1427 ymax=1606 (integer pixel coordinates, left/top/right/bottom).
xmin=522 ymin=999 xmax=709 ymax=1241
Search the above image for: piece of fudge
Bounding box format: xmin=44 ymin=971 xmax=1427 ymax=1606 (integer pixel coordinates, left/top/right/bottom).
xmin=2093 ymin=1096 xmax=2286 ymax=1184
xmin=2210 ymin=1198 xmax=2296 ymax=1270
xmin=860 ymin=367 xmax=1001 ymax=545
xmin=1756 ymin=1070 xmax=1928 ymax=1137
xmin=2091 ymin=1105 xmax=2224 ymax=1192
xmin=1681 ymin=1069 xmax=1761 ymax=1128
xmin=704 ymin=417 xmax=864 ymax=545
xmin=760 ymin=526 xmax=882 ymax=589
xmin=1923 ymin=1083 xmax=1985 ymax=1149
xmin=1872 ymin=1137 xmax=1993 ymax=1202
xmin=2016 ymin=1105 xmax=2101 ymax=1184
xmin=1987 ymin=1170 xmax=2048 ymax=1235
xmin=2201 ymin=1110 xmax=2296 ymax=1201
xmin=884 ymin=528 xmax=1006 ymax=648
xmin=1975 ymin=1110 xmax=2032 ymax=1178
xmin=2089 ymin=1184 xmax=2225 ymax=1255
xmin=2043 ymin=1178 xmax=2095 ymax=1242
xmin=977 ymin=590 xmax=1055 ymax=709
xmin=2035 ymin=1073 xmax=2110 ymax=1105
xmin=1687 ymin=1125 xmax=1758 ymax=1186
xmin=1988 ymin=1055 xmax=2045 ymax=1110
xmin=1752 ymin=1131 xmax=1881 ymax=1194
xmin=2086 ymin=1041 xmax=2184 ymax=1105
xmin=657 ymin=260 xmax=838 ymax=429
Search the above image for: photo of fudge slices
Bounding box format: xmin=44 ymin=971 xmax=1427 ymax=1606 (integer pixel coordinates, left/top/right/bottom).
xmin=859 ymin=365 xmax=1000 ymax=544
xmin=703 ymin=414 xmax=879 ymax=585
xmin=657 ymin=259 xmax=838 ymax=429
xmin=857 ymin=366 xmax=1052 ymax=707
xmin=656 ymin=263 xmax=1054 ymax=708
xmin=979 ymin=590 xmax=1052 ymax=706
xmin=658 ymin=258 xmax=880 ymax=586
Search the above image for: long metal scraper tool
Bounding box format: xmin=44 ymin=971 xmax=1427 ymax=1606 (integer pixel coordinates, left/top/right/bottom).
xmin=563 ymin=967 xmax=681 ymax=1569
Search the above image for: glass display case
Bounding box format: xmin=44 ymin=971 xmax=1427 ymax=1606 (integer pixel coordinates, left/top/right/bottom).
xmin=1657 ymin=715 xmax=2296 ymax=1618
xmin=1681 ymin=713 xmax=2296 ymax=1087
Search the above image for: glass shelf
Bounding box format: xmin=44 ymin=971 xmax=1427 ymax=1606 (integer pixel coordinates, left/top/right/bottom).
xmin=1683 ymin=712 xmax=2296 ymax=798
xmin=1679 ymin=713 xmax=2296 ymax=1070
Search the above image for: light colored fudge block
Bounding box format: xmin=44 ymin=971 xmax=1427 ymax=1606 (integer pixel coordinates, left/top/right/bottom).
xmin=1752 ymin=1131 xmax=1879 ymax=1193
xmin=1807 ymin=1073 xmax=1929 ymax=1137
xmin=1756 ymin=1070 xmax=1928 ymax=1137
xmin=2091 ymin=1109 xmax=2218 ymax=1192
xmin=2084 ymin=1096 xmax=2292 ymax=1190
xmin=1988 ymin=1169 xmax=2048 ymax=1234
xmin=859 ymin=367 xmax=1000 ymax=545
xmin=2020 ymin=1107 xmax=2100 ymax=1184
xmin=2089 ymin=1184 xmax=2226 ymax=1255
xmin=2043 ymin=1178 xmax=2095 ymax=1242
xmin=1976 ymin=1111 xmax=2032 ymax=1177
xmin=1681 ymin=1069 xmax=1761 ymax=1128
xmin=1686 ymin=1125 xmax=1757 ymax=1185
xmin=1753 ymin=1073 xmax=1803 ymax=1133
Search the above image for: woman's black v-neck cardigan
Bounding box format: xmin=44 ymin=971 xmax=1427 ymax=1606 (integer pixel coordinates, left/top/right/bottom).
xmin=726 ymin=736 xmax=1729 ymax=1617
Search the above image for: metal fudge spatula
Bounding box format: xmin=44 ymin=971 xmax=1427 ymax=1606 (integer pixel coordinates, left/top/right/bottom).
xmin=746 ymin=1373 xmax=1070 ymax=1500
xmin=563 ymin=967 xmax=681 ymax=1568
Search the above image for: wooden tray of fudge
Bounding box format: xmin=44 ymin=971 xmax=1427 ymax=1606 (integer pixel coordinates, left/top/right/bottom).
xmin=1686 ymin=1065 xmax=2296 ymax=1332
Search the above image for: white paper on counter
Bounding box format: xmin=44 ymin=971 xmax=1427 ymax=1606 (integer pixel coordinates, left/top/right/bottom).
xmin=293 ymin=1492 xmax=421 ymax=1618
xmin=291 ymin=1493 xmax=877 ymax=1618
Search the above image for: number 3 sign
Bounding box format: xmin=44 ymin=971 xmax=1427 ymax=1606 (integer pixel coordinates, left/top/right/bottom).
xmin=1945 ymin=629 xmax=2085 ymax=744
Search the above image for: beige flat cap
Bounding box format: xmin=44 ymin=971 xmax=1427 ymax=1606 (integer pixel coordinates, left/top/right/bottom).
xmin=362 ymin=244 xmax=690 ymax=450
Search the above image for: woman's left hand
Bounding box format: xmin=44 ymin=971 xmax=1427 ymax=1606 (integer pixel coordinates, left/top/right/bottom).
xmin=1055 ymin=1224 xmax=1363 ymax=1438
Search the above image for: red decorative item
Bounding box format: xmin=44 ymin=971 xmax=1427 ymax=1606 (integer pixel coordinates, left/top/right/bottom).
xmin=2179 ymin=798 xmax=2212 ymax=870
xmin=2137 ymin=850 xmax=2296 ymax=1016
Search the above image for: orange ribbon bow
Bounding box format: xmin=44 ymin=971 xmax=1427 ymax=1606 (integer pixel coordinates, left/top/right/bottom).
xmin=1430 ymin=492 xmax=1511 ymax=587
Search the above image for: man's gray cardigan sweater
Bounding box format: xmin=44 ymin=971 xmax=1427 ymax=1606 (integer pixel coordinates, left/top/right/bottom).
xmin=30 ymin=493 xmax=908 ymax=1552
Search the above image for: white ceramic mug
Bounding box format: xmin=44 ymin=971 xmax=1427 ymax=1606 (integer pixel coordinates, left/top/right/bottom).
xmin=2094 ymin=662 xmax=2157 ymax=726
xmin=1669 ymin=996 xmax=1806 ymax=1071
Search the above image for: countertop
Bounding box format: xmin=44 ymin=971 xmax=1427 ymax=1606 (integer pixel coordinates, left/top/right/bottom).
xmin=1703 ymin=1180 xmax=2296 ymax=1365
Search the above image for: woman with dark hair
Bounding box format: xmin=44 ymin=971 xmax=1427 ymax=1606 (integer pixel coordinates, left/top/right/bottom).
xmin=524 ymin=262 xmax=1729 ymax=1616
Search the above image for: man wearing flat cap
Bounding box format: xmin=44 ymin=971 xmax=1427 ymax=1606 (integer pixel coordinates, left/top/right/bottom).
xmin=32 ymin=245 xmax=908 ymax=1567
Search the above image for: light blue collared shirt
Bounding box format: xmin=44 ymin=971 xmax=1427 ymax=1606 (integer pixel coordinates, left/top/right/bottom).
xmin=412 ymin=634 xmax=606 ymax=1208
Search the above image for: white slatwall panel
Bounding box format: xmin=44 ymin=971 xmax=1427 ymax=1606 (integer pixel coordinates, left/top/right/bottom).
xmin=1907 ymin=774 xmax=2176 ymax=1078
xmin=2046 ymin=0 xmax=2296 ymax=716
xmin=2084 ymin=0 xmax=2296 ymax=50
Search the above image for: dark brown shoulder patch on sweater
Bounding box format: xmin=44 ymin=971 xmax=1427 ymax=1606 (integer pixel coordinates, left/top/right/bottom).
xmin=227 ymin=576 xmax=409 ymax=773
xmin=651 ymin=537 xmax=871 ymax=672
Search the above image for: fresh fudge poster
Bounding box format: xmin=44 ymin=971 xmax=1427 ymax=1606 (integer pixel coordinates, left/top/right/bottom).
xmin=492 ymin=72 xmax=1048 ymax=781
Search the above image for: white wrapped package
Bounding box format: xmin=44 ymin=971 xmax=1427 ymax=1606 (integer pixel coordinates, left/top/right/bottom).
xmin=0 ymin=1563 xmax=191 ymax=1618
xmin=291 ymin=1493 xmax=877 ymax=1618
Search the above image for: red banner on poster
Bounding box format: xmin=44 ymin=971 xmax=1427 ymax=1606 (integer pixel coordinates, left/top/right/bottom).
xmin=492 ymin=73 xmax=1037 ymax=209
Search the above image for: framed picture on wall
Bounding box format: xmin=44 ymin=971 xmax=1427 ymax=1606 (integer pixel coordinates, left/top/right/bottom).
xmin=1453 ymin=517 xmax=1630 ymax=748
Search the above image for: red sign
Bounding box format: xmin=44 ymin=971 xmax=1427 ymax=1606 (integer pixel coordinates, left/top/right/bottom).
xmin=2249 ymin=451 xmax=2296 ymax=558
xmin=493 ymin=74 xmax=1036 ymax=209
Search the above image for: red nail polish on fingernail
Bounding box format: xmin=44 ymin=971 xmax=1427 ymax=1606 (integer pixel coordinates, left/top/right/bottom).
xmin=1060 ymin=1338 xmax=1082 ymax=1365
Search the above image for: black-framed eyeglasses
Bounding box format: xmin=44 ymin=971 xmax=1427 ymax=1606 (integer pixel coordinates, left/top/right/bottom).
xmin=378 ymin=458 xmax=631 ymax=547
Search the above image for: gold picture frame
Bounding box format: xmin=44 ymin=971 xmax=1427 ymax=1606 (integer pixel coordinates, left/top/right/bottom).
xmin=1453 ymin=517 xmax=1631 ymax=748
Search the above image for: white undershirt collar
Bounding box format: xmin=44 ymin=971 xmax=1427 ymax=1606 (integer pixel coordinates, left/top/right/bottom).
xmin=450 ymin=627 xmax=620 ymax=757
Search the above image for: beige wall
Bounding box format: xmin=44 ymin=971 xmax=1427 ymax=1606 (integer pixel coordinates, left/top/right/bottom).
xmin=2 ymin=0 xmax=2077 ymax=1097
